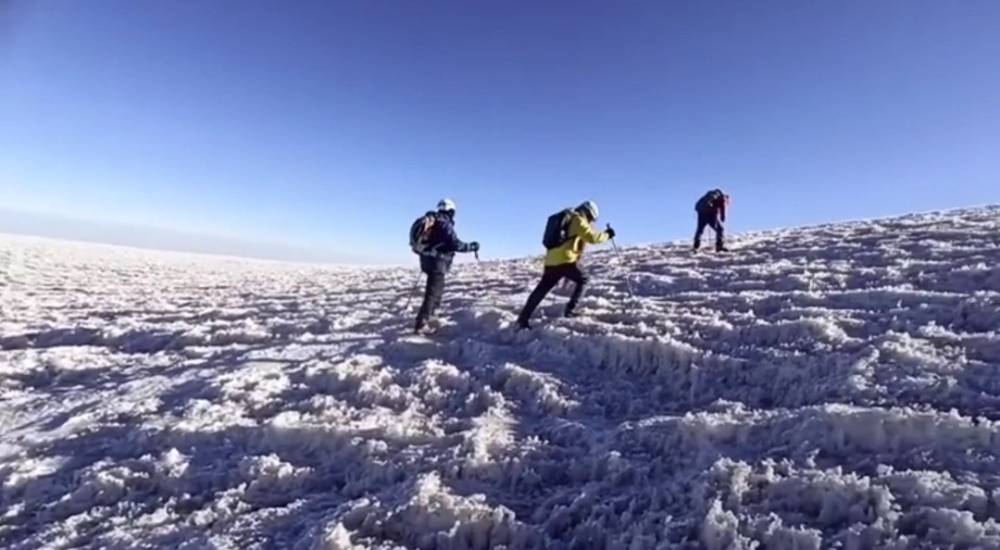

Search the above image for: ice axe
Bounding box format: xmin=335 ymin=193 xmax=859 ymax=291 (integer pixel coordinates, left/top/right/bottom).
xmin=607 ymin=224 xmax=636 ymax=299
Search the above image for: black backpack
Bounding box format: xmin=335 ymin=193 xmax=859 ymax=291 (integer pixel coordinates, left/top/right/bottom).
xmin=409 ymin=212 xmax=437 ymax=254
xmin=542 ymin=209 xmax=574 ymax=249
xmin=696 ymin=190 xmax=723 ymax=212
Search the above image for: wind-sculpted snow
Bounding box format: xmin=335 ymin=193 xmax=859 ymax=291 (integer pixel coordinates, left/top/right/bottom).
xmin=2 ymin=206 xmax=1000 ymax=549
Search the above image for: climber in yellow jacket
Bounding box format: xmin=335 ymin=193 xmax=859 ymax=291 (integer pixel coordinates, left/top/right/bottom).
xmin=516 ymin=201 xmax=614 ymax=329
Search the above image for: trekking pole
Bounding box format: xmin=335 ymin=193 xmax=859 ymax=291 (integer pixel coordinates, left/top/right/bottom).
xmin=471 ymin=249 xmax=484 ymax=299
xmin=607 ymin=224 xmax=636 ymax=298
xmin=402 ymin=271 xmax=423 ymax=311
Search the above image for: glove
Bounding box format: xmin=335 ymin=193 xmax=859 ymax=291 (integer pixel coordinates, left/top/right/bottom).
xmin=606 ymin=227 xmax=616 ymax=239
xmin=469 ymin=242 xmax=480 ymax=252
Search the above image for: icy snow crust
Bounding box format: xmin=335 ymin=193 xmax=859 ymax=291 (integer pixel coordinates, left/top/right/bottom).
xmin=2 ymin=207 xmax=1000 ymax=549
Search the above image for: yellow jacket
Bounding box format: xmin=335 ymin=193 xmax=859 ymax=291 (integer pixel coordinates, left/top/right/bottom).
xmin=545 ymin=211 xmax=611 ymax=267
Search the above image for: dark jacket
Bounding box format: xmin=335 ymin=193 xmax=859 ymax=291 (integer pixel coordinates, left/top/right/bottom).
xmin=695 ymin=190 xmax=728 ymax=223
xmin=419 ymin=211 xmax=473 ymax=274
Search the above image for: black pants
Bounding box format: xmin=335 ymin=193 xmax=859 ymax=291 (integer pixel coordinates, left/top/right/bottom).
xmin=517 ymin=263 xmax=589 ymax=325
xmin=694 ymin=212 xmax=725 ymax=251
xmin=415 ymin=271 xmax=445 ymax=330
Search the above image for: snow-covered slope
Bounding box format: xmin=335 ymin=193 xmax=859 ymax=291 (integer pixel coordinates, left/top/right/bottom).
xmin=2 ymin=206 xmax=1000 ymax=549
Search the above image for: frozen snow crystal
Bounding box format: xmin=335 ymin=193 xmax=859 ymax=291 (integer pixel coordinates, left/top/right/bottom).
xmin=3 ymin=206 xmax=1000 ymax=547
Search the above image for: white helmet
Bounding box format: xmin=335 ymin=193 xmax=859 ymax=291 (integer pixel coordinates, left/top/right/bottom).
xmin=437 ymin=198 xmax=457 ymax=213
xmin=578 ymin=200 xmax=599 ymax=221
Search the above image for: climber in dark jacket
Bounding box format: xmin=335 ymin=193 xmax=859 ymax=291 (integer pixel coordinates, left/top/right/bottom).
xmin=414 ymin=198 xmax=479 ymax=333
xmin=693 ymin=189 xmax=730 ymax=252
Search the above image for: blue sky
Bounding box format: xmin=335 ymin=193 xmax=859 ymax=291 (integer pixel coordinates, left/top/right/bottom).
xmin=1 ymin=1 xmax=998 ymax=263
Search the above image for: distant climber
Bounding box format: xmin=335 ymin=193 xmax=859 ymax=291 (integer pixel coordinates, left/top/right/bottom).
xmin=515 ymin=201 xmax=613 ymax=329
xmin=409 ymin=199 xmax=479 ymax=334
xmin=693 ymin=189 xmax=730 ymax=252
